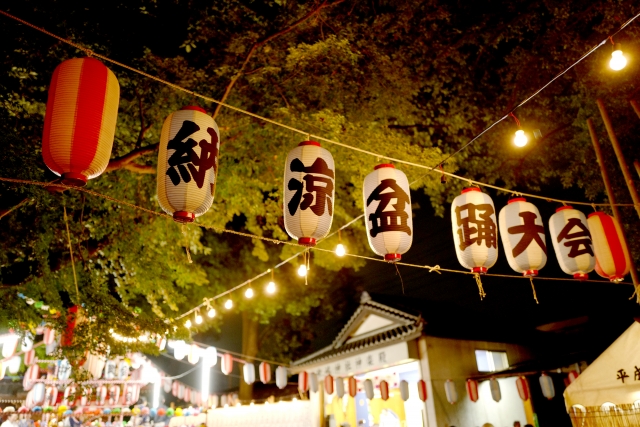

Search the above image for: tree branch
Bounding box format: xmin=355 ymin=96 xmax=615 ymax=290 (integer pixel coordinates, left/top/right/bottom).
xmin=104 ymin=143 xmax=158 ymax=173
xmin=0 ymin=198 xmax=31 ymax=220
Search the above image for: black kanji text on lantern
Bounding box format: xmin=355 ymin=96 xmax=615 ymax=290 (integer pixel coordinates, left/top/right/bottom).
xmin=287 ymin=157 xmax=334 ymax=217
xmin=366 ymin=178 xmax=411 ymax=238
xmin=455 ymin=203 xmax=497 ymax=250
xmin=556 ymin=218 xmax=594 ymax=258
xmin=166 ymin=120 xmax=219 ymax=189
xmin=507 ymin=211 xmax=547 ymax=258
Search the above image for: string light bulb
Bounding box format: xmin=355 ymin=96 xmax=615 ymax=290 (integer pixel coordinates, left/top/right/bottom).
xmin=245 ymin=287 xmax=254 ymax=299
xmin=335 ymin=229 xmax=346 ymax=257
xmin=610 ymin=43 xmax=627 ymax=71
xmin=224 ymin=299 xmax=233 ymax=310
xmin=195 ymin=311 xmax=203 ymax=325
xmin=514 ymin=129 xmax=528 ymax=147
xmin=185 ymin=319 xmax=192 ymax=328
xmin=266 ymin=281 xmax=276 ymax=294
xmin=208 ymin=307 xmax=216 ymax=318
xmin=297 ymin=264 xmax=308 ymax=277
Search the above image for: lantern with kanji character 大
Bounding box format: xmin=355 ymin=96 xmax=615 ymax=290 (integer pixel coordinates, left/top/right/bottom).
xmin=363 ymin=164 xmax=413 ymax=262
xmin=42 ymin=57 xmax=120 ymax=187
xmin=451 ymin=188 xmax=498 ymax=273
xmin=283 ymin=141 xmax=335 ymax=246
xmin=587 ymin=212 xmax=631 ymax=281
xmin=157 ymin=106 xmax=220 ymax=223
xmin=498 ymin=198 xmax=547 ymax=277
xmin=549 ymin=206 xmax=595 ymax=280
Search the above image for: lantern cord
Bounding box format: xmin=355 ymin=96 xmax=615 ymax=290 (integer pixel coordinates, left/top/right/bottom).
xmin=394 ymin=263 xmax=405 ymax=295
xmin=529 ymin=277 xmax=539 ymax=304
xmin=63 ymin=205 xmax=80 ymax=302
xmin=473 ymin=274 xmax=486 ymax=300
xmin=181 ymin=224 xmax=193 ymax=264
xmin=509 ymin=112 xmax=521 ymax=128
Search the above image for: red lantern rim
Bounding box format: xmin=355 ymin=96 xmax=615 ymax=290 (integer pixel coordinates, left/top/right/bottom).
xmin=384 ymin=253 xmax=402 ymax=262
xmin=374 ymin=163 xmax=395 ymax=170
xmin=298 ymin=237 xmax=317 ymax=246
xmin=523 ymin=270 xmax=538 ymax=277
xmin=61 ymin=173 xmax=88 ymax=187
xmin=181 ymin=105 xmax=207 ymax=113
xmin=461 ymin=187 xmax=480 ymax=194
xmin=298 ymin=140 xmax=321 ymax=147
xmin=587 ymin=211 xmax=606 ymax=219
xmin=556 ymin=205 xmax=574 ymax=212
xmin=507 ymin=197 xmax=526 ymax=204
xmin=471 ymin=266 xmax=487 ymax=274
xmin=573 ymin=273 xmax=589 ymax=281
xmin=173 ymin=211 xmax=196 ymax=223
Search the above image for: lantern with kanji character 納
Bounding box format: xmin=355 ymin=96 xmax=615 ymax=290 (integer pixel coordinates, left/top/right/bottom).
xmin=587 ymin=212 xmax=631 ymax=281
xmin=363 ymin=164 xmax=413 ymax=262
xmin=548 ymin=206 xmax=595 ymax=280
xmin=498 ymin=198 xmax=547 ymax=277
xmin=157 ymin=106 xmax=220 ymax=223
xmin=283 ymin=141 xmax=335 ymax=246
xmin=42 ymin=57 xmax=120 ymax=186
xmin=451 ymin=188 xmax=498 ymax=273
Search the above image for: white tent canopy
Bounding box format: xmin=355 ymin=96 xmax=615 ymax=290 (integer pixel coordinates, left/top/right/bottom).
xmin=564 ymin=321 xmax=640 ymax=410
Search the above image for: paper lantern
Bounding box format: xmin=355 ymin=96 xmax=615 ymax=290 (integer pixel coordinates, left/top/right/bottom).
xmin=24 ymin=350 xmax=36 ymax=366
xmin=243 ymin=363 xmax=256 ymax=385
xmin=221 ymin=354 xmax=233 ymax=375
xmin=43 ymin=386 xmax=58 ymax=407
xmin=466 ymin=379 xmax=479 ymax=403
xmin=363 ymin=164 xmax=413 ymax=262
xmin=451 ymin=188 xmax=498 ymax=273
xmin=0 ymin=362 xmax=4 ymax=381
xmin=117 ymin=360 xmax=129 ymax=380
xmin=156 ymin=336 xmax=167 ymax=351
xmin=568 ymin=371 xmax=579 ymax=384
xmin=61 ymin=305 xmax=80 ymax=347
xmin=298 ymin=371 xmax=309 ymax=392
xmin=275 ymin=366 xmax=288 ymax=389
xmin=498 ymin=198 xmax=547 ymax=276
xmin=7 ymin=356 xmax=20 ymax=374
xmin=516 ymin=376 xmax=530 ymax=401
xmin=2 ymin=334 xmax=18 ymax=358
xmin=444 ymin=380 xmax=458 ymax=404
xmin=109 ymin=385 xmax=121 ymax=406
xmin=85 ymin=353 xmax=106 ymax=380
xmin=21 ymin=333 xmax=34 ymax=352
xmin=42 ymin=57 xmax=120 ymax=186
xmin=348 ymin=376 xmax=357 ymax=398
xmin=177 ymin=383 xmax=185 ymax=400
xmin=23 ymin=365 xmax=39 ymax=391
xmin=587 ymin=212 xmax=631 ymax=281
xmin=549 ymin=206 xmax=595 ymax=280
xmin=96 ymin=385 xmax=107 ymax=406
xmin=363 ymin=379 xmax=374 ymax=399
xmin=208 ymin=394 xmax=219 ymax=409
xmin=335 ymin=377 xmax=345 ymax=398
xmin=283 ymin=141 xmax=335 ymax=246
xmin=63 ymin=386 xmax=77 ymax=406
xmin=539 ymin=374 xmax=555 ymax=400
xmin=188 ymin=344 xmax=200 ymax=365
xmin=203 ymin=346 xmax=217 ymax=368
xmin=399 ymin=380 xmax=410 ymax=402
xmin=379 ymin=380 xmax=389 ymax=401
xmin=489 ymin=378 xmax=501 ymax=402
xmin=171 ymin=381 xmax=179 ymax=397
xmin=32 ymin=383 xmax=45 ymax=406
xmin=184 ymin=387 xmax=191 ymax=404
xmin=58 ymin=359 xmax=72 ymax=380
xmin=417 ymin=380 xmax=428 ymax=402
xmin=259 ymin=362 xmax=271 ymax=384
xmin=324 ymin=375 xmax=334 ymax=395
xmin=80 ymin=386 xmax=92 ymax=406
xmin=157 ymin=106 xmax=220 ymax=223
xmin=309 ymin=373 xmax=319 ymax=393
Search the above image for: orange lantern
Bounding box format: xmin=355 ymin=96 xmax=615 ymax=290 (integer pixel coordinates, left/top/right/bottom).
xmin=42 ymin=58 xmax=120 ymax=186
xmin=587 ymin=212 xmax=631 ymax=281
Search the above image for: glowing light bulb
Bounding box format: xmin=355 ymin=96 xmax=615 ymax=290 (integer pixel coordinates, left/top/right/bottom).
xmin=245 ymin=288 xmax=254 ymax=299
xmin=297 ymin=264 xmax=308 ymax=277
xmin=335 ymin=243 xmax=346 ymax=257
xmin=185 ymin=319 xmax=192 ymax=328
xmin=610 ymin=46 xmax=627 ymax=71
xmin=224 ymin=299 xmax=233 ymax=310
xmin=207 ymin=308 xmax=216 ymax=318
xmin=195 ymin=314 xmax=203 ymax=324
xmin=266 ymin=281 xmax=276 ymax=294
xmin=514 ymin=129 xmax=528 ymax=147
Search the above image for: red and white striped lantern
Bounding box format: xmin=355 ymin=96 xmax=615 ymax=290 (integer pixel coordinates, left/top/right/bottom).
xmin=108 ymin=385 xmax=120 ymax=406
xmin=587 ymin=212 xmax=631 ymax=281
xmin=163 ymin=377 xmax=172 ymax=393
xmin=466 ymin=379 xmax=479 ymax=403
xmin=324 ymin=375 xmax=334 ymax=395
xmin=568 ymin=371 xmax=579 ymax=384
xmin=539 ymin=374 xmax=555 ymax=400
xmin=348 ymin=376 xmax=357 ymax=398
xmin=23 ymin=365 xmax=39 ymax=391
xmin=184 ymin=387 xmax=192 ymax=404
xmin=63 ymin=385 xmax=77 ymax=406
xmin=44 ymin=386 xmax=58 ymax=406
xmin=221 ymin=354 xmax=233 ymax=375
xmin=177 ymin=383 xmax=186 ymax=400
xmin=42 ymin=57 xmax=120 ymax=186
xmin=171 ymin=380 xmax=179 ymax=397
xmin=298 ymin=371 xmax=309 ymax=392
xmin=549 ymin=206 xmax=595 ymax=280
xmin=444 ymin=379 xmax=458 ymax=404
xmin=24 ymin=349 xmax=36 ymax=366
xmin=96 ymin=385 xmax=107 ymax=406
xmin=379 ymin=380 xmax=389 ymax=401
xmin=516 ymin=376 xmax=530 ymax=401
xmin=80 ymin=386 xmax=92 ymax=406
xmin=25 ymin=390 xmax=34 ymax=409
xmin=259 ymin=362 xmax=271 ymax=384
xmin=417 ymin=380 xmax=428 ymax=402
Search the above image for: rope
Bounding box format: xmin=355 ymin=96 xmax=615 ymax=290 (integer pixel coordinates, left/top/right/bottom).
xmin=473 ymin=273 xmax=486 ymax=300
xmin=63 ymin=205 xmax=80 ymax=301
xmin=529 ymin=276 xmax=539 ymax=304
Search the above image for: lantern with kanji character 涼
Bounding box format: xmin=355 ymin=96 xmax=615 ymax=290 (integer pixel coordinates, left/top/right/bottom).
xmin=498 ymin=198 xmax=547 ymax=277
xmin=42 ymin=57 xmax=120 ymax=186
xmin=451 ymin=188 xmax=498 ymax=273
xmin=283 ymin=141 xmax=335 ymax=246
xmin=363 ymin=164 xmax=413 ymax=262
xmin=587 ymin=212 xmax=631 ymax=281
xmin=157 ymin=106 xmax=220 ymax=223
xmin=548 ymin=206 xmax=595 ymax=280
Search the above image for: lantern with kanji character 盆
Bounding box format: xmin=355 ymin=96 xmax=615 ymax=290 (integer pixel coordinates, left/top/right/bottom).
xmin=549 ymin=206 xmax=595 ymax=281
xmin=157 ymin=106 xmax=220 ymax=223
xmin=283 ymin=141 xmax=335 ymax=246
xmin=587 ymin=212 xmax=631 ymax=282
xmin=498 ymin=198 xmax=547 ymax=277
xmin=363 ymin=164 xmax=413 ymax=262
xmin=42 ymin=57 xmax=120 ymax=187
xmin=451 ymin=188 xmax=499 ymax=273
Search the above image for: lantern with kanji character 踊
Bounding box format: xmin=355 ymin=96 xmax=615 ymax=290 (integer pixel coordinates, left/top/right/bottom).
xmin=363 ymin=164 xmax=413 ymax=262
xmin=451 ymin=188 xmax=498 ymax=273
xmin=549 ymin=206 xmax=595 ymax=281
xmin=587 ymin=212 xmax=631 ymax=282
xmin=283 ymin=141 xmax=335 ymax=246
xmin=157 ymin=106 xmax=220 ymax=223
xmin=42 ymin=57 xmax=120 ymax=187
xmin=499 ymin=198 xmax=547 ymax=277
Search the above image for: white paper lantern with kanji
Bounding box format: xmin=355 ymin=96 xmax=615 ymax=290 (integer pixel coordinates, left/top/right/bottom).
xmin=363 ymin=164 xmax=413 ymax=262
xmin=259 ymin=362 xmax=271 ymax=384
xmin=451 ymin=188 xmax=498 ymax=273
xmin=96 ymin=385 xmax=107 ymax=406
xmin=587 ymin=212 xmax=631 ymax=281
xmin=275 ymin=366 xmax=288 ymax=390
xmin=58 ymin=359 xmax=72 ymax=380
xmin=549 ymin=206 xmax=595 ymax=280
xmin=32 ymin=383 xmax=45 ymax=406
xmin=283 ymin=141 xmax=335 ymax=246
xmin=157 ymin=106 xmax=220 ymax=223
xmin=489 ymin=378 xmax=501 ymax=402
xmin=243 ymin=363 xmax=256 ymax=385
xmin=499 ymin=198 xmax=547 ymax=276
xmin=444 ymin=379 xmax=458 ymax=404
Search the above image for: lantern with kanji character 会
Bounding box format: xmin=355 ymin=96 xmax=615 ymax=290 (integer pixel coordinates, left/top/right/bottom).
xmin=283 ymin=141 xmax=335 ymax=246
xmin=157 ymin=106 xmax=220 ymax=223
xmin=548 ymin=206 xmax=595 ymax=281
xmin=587 ymin=212 xmax=631 ymax=282
xmin=363 ymin=164 xmax=413 ymax=262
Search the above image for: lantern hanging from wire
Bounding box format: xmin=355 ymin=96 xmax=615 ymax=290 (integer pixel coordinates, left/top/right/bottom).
xmin=283 ymin=141 xmax=335 ymax=246
xmin=444 ymin=379 xmax=458 ymax=404
xmin=335 ymin=377 xmax=345 ymax=398
xmin=399 ymin=380 xmax=410 ymax=402
xmin=221 ymin=354 xmax=233 ymax=375
xmin=157 ymin=106 xmax=220 ymax=223
xmin=42 ymin=57 xmax=120 ymax=187
xmin=587 ymin=212 xmax=631 ymax=281
xmin=539 ymin=373 xmax=555 ymax=400
xmin=516 ymin=376 xmax=530 ymax=401
xmin=347 ymin=377 xmax=358 ymax=397
xmin=363 ymin=164 xmax=413 ymax=262
xmin=568 ymin=371 xmax=579 ymax=384
xmin=466 ymin=379 xmax=479 ymax=403
xmin=548 ymin=206 xmax=595 ymax=280
xmin=324 ymin=375 xmax=335 ymax=395
xmin=259 ymin=362 xmax=271 ymax=384
xmin=243 ymin=364 xmax=255 ymax=385
xmin=499 ymin=198 xmax=547 ymax=276
xmin=451 ymin=188 xmax=498 ymax=273
xmin=363 ymin=379 xmax=374 ymax=399
xmin=489 ymin=378 xmax=501 ymax=402
xmin=275 ymin=366 xmax=288 ymax=389
xmin=298 ymin=371 xmax=309 ymax=393
xmin=379 ymin=380 xmax=390 ymax=401
xmin=417 ymin=380 xmax=428 ymax=402
xmin=309 ymin=373 xmax=318 ymax=393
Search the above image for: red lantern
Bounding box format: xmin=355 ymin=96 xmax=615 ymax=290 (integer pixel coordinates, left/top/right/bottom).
xmin=516 ymin=376 xmax=530 ymax=401
xmin=23 ymin=365 xmax=39 ymax=391
xmin=259 ymin=362 xmax=271 ymax=384
xmin=466 ymin=379 xmax=479 ymax=402
xmin=417 ymin=380 xmax=428 ymax=402
xmin=42 ymin=57 xmax=120 ymax=186
xmin=568 ymin=371 xmax=579 ymax=383
xmin=379 ymin=380 xmax=389 ymax=401
xmin=348 ymin=376 xmax=357 ymax=397
xmin=324 ymin=375 xmax=334 ymax=395
xmin=23 ymin=349 xmax=36 ymax=366
xmin=61 ymin=305 xmax=79 ymax=347
xmin=587 ymin=212 xmax=631 ymax=281
xmin=221 ymin=354 xmax=233 ymax=375
xmin=298 ymin=371 xmax=309 ymax=392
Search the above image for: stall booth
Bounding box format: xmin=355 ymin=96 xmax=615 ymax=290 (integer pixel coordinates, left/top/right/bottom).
xmin=564 ymin=321 xmax=640 ymax=426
